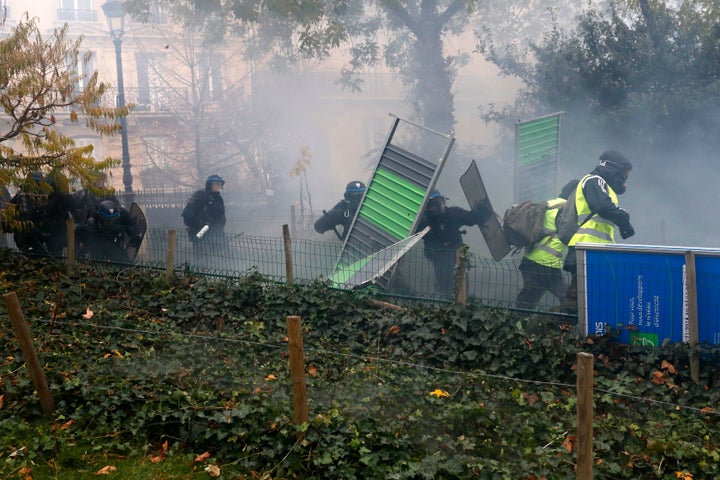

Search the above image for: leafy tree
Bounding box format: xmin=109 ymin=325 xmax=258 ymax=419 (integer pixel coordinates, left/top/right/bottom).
xmin=125 ymin=0 xmax=589 ymax=135
xmin=481 ymin=2 xmax=720 ymax=161
xmin=0 ymin=16 xmax=128 ymax=222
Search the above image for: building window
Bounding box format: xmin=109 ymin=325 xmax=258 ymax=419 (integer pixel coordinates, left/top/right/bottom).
xmin=58 ymin=0 xmax=97 ymax=22
xmin=135 ymin=53 xmax=168 ymax=110
xmin=200 ymin=54 xmax=224 ymax=101
xmin=148 ymin=0 xmax=166 ymax=24
xmin=141 ymin=136 xmax=177 ymax=189
xmin=68 ymin=50 xmax=96 ymax=94
xmin=0 ymin=0 xmax=10 ymax=22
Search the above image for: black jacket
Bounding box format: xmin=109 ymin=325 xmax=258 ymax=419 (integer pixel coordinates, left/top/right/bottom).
xmin=580 ymin=173 xmax=631 ymax=231
xmin=416 ymin=206 xmax=479 ymax=251
xmin=314 ymin=199 xmax=358 ymax=240
xmin=182 ymin=189 xmax=226 ymax=236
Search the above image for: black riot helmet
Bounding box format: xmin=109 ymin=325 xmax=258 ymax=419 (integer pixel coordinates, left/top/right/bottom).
xmin=344 ymin=181 xmax=366 ymax=201
xmin=205 ymin=174 xmax=225 ymax=191
xmin=426 ymin=189 xmax=446 ymax=215
xmin=96 ymin=199 xmax=121 ymax=224
xmin=594 ymin=150 xmax=632 ymax=194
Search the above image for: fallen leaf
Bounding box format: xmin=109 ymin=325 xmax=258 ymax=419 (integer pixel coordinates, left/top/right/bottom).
xmin=95 ymin=465 xmax=117 ymax=475
xmin=82 ymin=308 xmax=94 ymax=319
xmin=429 ymin=389 xmax=450 ymax=398
xmin=651 ymin=370 xmax=665 ymax=385
xmin=661 ymin=360 xmax=678 ymax=374
xmin=388 ymin=325 xmax=400 ymax=335
xmin=205 ymin=464 xmax=221 ymax=477
xmin=265 ymin=374 xmax=276 ymax=381
xmin=149 ymin=440 xmax=168 ymax=463
xmin=193 ymin=451 xmax=211 ymax=463
xmin=308 ymin=365 xmax=318 ymax=377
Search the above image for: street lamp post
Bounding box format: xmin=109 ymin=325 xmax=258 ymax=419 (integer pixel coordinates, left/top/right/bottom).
xmin=102 ymin=0 xmax=133 ymax=205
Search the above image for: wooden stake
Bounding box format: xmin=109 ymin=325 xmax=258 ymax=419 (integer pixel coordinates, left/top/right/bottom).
xmin=4 ymin=292 xmax=55 ymax=416
xmin=576 ymin=352 xmax=594 ymax=480
xmin=283 ymin=224 xmax=294 ymax=285
xmin=367 ymin=298 xmax=406 ymax=312
xmin=166 ymin=229 xmax=177 ymax=280
xmin=685 ymin=251 xmax=700 ymax=384
xmin=287 ymin=315 xmax=309 ymax=433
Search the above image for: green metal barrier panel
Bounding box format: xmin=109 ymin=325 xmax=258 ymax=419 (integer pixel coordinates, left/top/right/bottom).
xmin=333 ymin=115 xmax=455 ymax=288
xmin=515 ymin=112 xmax=562 ymax=203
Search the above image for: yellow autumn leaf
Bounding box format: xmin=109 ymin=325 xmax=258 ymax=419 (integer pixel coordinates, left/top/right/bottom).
xmin=82 ymin=307 xmax=94 ymax=319
xmin=265 ymin=374 xmax=277 ymax=381
xmin=429 ymin=389 xmax=450 ymax=398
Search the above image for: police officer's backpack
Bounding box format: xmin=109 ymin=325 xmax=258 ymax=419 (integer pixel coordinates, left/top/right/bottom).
xmin=502 ymin=200 xmax=558 ymax=251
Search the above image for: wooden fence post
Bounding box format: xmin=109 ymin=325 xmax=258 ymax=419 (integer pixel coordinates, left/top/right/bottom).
xmin=287 ymin=315 xmax=309 ymax=435
xmin=165 ymin=229 xmax=177 ymax=280
xmin=283 ymin=224 xmax=294 ymax=285
xmin=576 ymin=352 xmax=594 ymax=480
xmin=685 ymin=251 xmax=700 ymax=384
xmin=66 ymin=218 xmax=75 ymax=274
xmin=4 ymin=292 xmax=55 ymax=416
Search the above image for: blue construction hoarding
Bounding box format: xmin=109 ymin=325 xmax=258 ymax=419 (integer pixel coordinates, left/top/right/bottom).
xmin=577 ymin=244 xmax=720 ymax=346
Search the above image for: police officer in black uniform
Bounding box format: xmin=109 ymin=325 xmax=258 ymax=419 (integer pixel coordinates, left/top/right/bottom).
xmin=182 ymin=174 xmax=227 ymax=260
xmin=416 ymin=189 xmax=491 ymax=296
xmin=314 ymin=180 xmax=366 ymax=240
xmin=75 ymin=199 xmax=142 ymax=263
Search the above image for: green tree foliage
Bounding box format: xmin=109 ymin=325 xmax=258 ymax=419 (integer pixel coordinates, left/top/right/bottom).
xmin=482 ymin=2 xmax=720 ymax=161
xmin=0 ymin=16 xmax=126 ymax=197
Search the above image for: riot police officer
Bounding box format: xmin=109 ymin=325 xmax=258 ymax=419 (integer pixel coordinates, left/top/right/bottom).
xmin=314 ymin=180 xmax=366 ymax=240
xmin=75 ymin=199 xmax=143 ymax=263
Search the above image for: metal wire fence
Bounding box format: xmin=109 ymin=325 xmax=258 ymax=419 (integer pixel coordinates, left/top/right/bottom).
xmin=2 ymin=227 xmax=553 ymax=310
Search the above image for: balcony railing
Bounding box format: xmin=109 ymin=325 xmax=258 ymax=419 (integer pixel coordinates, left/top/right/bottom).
xmin=82 ymin=87 xmax=190 ymax=113
xmin=57 ymin=9 xmax=98 ymax=22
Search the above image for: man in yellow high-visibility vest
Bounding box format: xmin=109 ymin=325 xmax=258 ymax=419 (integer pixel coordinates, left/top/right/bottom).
xmin=516 ymin=179 xmax=579 ymax=312
xmin=562 ymin=150 xmax=635 ymax=312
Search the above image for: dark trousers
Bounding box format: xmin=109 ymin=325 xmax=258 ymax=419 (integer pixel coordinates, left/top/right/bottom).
xmin=516 ymin=258 xmax=565 ymax=310
xmin=426 ymin=248 xmax=459 ymax=297
xmin=562 ymin=247 xmax=578 ymax=313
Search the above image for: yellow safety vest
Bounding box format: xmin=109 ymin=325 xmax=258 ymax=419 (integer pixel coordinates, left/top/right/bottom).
xmin=568 ymin=174 xmax=619 ymax=247
xmin=524 ymin=197 xmax=567 ymax=269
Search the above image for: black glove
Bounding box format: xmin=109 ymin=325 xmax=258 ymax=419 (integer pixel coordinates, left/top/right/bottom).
xmin=619 ymin=222 xmax=635 ymax=239
xmin=474 ymin=203 xmax=493 ymax=225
